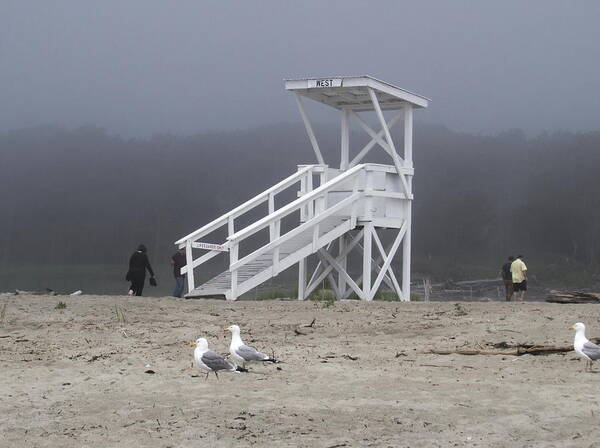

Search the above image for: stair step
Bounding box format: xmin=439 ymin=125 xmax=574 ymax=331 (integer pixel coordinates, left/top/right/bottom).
xmin=186 ymin=216 xmax=348 ymax=298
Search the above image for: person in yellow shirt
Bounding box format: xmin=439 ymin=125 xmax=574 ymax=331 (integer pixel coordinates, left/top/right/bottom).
xmin=510 ymin=255 xmax=528 ymax=301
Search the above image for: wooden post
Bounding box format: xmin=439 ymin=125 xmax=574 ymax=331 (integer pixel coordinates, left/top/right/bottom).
xmin=268 ymin=192 xmax=275 ymax=240
xmin=404 ymin=104 xmax=413 ymax=165
xmin=295 ymin=93 xmax=325 ymax=165
xmin=338 ymin=235 xmax=347 ymax=300
xmin=185 ymin=240 xmax=195 ymax=293
xmin=362 ymin=223 xmax=373 ymax=300
xmin=273 ymin=220 xmax=281 ymax=274
xmin=402 ymin=104 xmax=413 ymax=301
xmin=230 ymin=243 xmax=239 ymax=300
xmin=341 ymin=108 xmax=350 ymax=170
xmin=402 ymin=204 xmax=412 ymax=301
xmin=298 ymin=257 xmax=307 ymax=300
xmin=228 ymin=216 xmax=234 ymax=237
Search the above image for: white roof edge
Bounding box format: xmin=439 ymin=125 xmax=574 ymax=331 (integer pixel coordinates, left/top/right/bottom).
xmin=284 ymin=75 xmax=430 ymax=108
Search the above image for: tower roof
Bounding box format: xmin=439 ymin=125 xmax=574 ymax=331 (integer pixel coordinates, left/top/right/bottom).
xmin=284 ymin=75 xmax=429 ymax=111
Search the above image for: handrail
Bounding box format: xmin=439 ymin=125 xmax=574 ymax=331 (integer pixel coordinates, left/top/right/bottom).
xmin=174 ymin=164 xmax=319 ymax=245
xmin=228 ymin=163 xmax=365 ymax=243
xmin=230 ymin=191 xmax=362 ymax=271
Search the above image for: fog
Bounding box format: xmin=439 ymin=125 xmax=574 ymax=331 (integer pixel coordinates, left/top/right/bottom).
xmin=1 ymin=1 xmax=599 ymax=136
xmin=2 ymin=1 xmax=600 ymax=294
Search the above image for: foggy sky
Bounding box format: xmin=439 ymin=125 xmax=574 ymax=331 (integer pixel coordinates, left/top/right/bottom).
xmin=1 ymin=0 xmax=599 ymax=136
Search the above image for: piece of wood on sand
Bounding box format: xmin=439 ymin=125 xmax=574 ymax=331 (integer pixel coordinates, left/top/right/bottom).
xmin=424 ymin=338 xmax=600 ymax=356
xmin=546 ymin=290 xmax=600 ymax=304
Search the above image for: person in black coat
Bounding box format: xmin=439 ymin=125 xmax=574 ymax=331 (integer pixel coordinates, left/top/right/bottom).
xmin=126 ymin=244 xmax=155 ymax=296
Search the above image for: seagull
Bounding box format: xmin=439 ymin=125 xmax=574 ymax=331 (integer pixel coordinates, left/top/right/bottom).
xmin=191 ymin=337 xmax=246 ymax=379
xmin=571 ymin=322 xmax=600 ymax=372
xmin=224 ymin=325 xmax=277 ymax=369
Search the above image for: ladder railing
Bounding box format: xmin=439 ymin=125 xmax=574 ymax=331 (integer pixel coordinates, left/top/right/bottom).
xmin=225 ymin=163 xmax=367 ymax=299
xmin=175 ymin=164 xmax=327 ymax=292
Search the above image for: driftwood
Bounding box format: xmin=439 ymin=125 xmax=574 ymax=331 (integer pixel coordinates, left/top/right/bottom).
xmin=14 ymin=289 xmax=59 ymax=296
xmin=546 ymin=290 xmax=600 ymax=304
xmin=425 ymin=338 xmax=600 ymax=356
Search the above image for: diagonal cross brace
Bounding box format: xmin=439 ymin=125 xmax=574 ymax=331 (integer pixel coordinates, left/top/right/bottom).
xmin=305 ymin=229 xmax=364 ymax=298
xmin=369 ymin=223 xmax=407 ymax=300
xmin=367 ymin=88 xmax=412 ymax=200
xmin=318 ymin=248 xmax=365 ymax=300
xmin=349 ymin=110 xmax=404 ymax=167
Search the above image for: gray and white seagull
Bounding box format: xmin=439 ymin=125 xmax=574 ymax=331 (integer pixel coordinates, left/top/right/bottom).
xmin=224 ymin=325 xmax=277 ymax=369
xmin=191 ymin=337 xmax=246 ymax=380
xmin=571 ymin=322 xmax=600 ymax=372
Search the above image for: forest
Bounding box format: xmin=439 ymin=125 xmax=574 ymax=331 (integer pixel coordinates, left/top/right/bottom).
xmin=1 ymin=123 xmax=599 ymax=293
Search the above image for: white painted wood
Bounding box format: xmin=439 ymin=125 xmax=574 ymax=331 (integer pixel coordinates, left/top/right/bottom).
xmin=350 ymin=110 xmax=394 ymax=158
xmin=337 ymin=234 xmax=347 ymax=300
xmin=230 ymin=244 xmax=239 ymax=300
xmin=298 ymin=257 xmax=307 ymax=300
xmin=294 ymin=93 xmax=325 ymax=165
xmin=317 ymin=252 xmax=337 ymax=296
xmin=228 ymin=164 xmax=364 ymax=243
xmin=341 ymin=108 xmax=350 ymax=170
xmin=342 ymin=245 xmax=400 ymax=299
xmin=368 ymin=87 xmax=411 ymax=199
xmin=362 ymin=222 xmax=373 ymax=300
xmin=404 ymin=104 xmax=413 ymax=165
xmin=349 ymin=112 xmax=403 ymax=167
xmin=231 ymin=194 xmax=358 ymax=271
xmin=305 ymin=230 xmax=362 ymax=297
xmin=319 ymin=248 xmax=364 ymax=299
xmin=285 ymin=75 xmax=430 ymax=110
xmin=369 ymin=224 xmax=406 ymax=300
xmin=402 ymin=200 xmax=412 ymax=301
xmin=306 ymin=172 xmax=314 ymax=218
xmin=228 ymin=216 xmax=234 ymax=237
xmin=185 ymin=240 xmax=195 ymax=291
xmin=176 ymin=165 xmax=315 ymax=246
xmin=180 ymin=248 xmax=223 ymax=274
xmin=179 ymin=76 xmax=427 ymax=301
xmin=272 ymin=220 xmax=281 ymax=274
xmin=371 ymin=229 xmax=403 ymax=297
xmin=268 ymin=192 xmax=275 ymax=240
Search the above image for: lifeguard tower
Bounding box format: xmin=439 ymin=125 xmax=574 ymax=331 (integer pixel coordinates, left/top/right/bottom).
xmin=175 ymin=76 xmax=429 ymax=301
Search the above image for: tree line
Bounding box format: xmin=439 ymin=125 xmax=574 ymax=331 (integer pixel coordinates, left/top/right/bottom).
xmin=1 ymin=123 xmax=599 ymax=289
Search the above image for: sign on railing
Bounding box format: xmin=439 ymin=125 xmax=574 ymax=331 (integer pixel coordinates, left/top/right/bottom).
xmin=191 ymin=242 xmax=228 ymax=251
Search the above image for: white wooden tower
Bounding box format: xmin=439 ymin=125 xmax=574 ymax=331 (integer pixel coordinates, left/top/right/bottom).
xmin=175 ymin=76 xmax=429 ymax=301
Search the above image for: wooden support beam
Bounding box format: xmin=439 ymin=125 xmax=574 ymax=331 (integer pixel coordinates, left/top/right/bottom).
xmin=362 ymin=223 xmax=373 ymax=300
xmin=341 ymin=108 xmax=350 ymax=170
xmin=350 ymin=110 xmax=394 ymax=158
xmin=349 ymin=111 xmax=403 ymax=167
xmin=369 ymin=224 xmax=406 ymax=300
xmin=371 ymin=229 xmax=403 ymax=298
xmin=306 ymin=230 xmax=363 ymax=298
xmin=185 ymin=240 xmax=195 ymax=292
xmin=368 ymin=88 xmax=412 ymax=199
xmin=318 ymin=248 xmax=364 ymax=300
xmin=402 ymin=202 xmax=412 ymax=301
xmin=295 ymin=93 xmax=325 ymax=165
xmin=298 ymin=257 xmax=307 ymax=300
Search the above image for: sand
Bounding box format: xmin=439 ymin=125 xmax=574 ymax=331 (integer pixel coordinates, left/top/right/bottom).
xmin=0 ymin=293 xmax=599 ymax=447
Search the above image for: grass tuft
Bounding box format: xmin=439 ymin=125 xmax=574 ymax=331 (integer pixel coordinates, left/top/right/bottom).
xmin=309 ymin=289 xmax=336 ymax=307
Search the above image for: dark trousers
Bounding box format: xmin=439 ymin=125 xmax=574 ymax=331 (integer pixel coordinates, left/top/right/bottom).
xmin=130 ymin=275 xmax=145 ymax=296
xmin=503 ymin=279 xmax=513 ymax=301
xmin=173 ymin=276 xmax=185 ymax=298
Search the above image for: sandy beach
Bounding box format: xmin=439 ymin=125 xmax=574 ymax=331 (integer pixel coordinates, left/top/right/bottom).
xmin=1 ymin=293 xmax=599 ymax=447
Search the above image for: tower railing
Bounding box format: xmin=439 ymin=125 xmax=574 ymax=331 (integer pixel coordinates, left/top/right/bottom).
xmin=175 ymin=164 xmax=327 ymax=292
